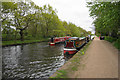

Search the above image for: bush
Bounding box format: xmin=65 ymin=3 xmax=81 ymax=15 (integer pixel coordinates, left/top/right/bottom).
xmin=105 ymin=36 xmax=117 ymax=43
xmin=113 ymin=39 xmax=120 ymax=50
xmin=105 ymin=36 xmax=120 ymax=50
xmin=24 ymin=35 xmax=33 ymax=40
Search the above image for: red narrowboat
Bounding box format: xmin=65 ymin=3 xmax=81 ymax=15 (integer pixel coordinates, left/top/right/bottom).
xmin=49 ymin=36 xmax=71 ymax=46
xmin=64 ymin=37 xmax=86 ymax=55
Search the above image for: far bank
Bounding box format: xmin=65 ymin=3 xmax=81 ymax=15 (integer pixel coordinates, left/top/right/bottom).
xmin=2 ymin=38 xmax=49 ymax=47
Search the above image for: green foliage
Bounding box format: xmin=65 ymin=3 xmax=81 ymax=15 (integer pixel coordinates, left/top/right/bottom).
xmin=87 ymin=2 xmax=120 ymax=38
xmin=105 ymin=36 xmax=120 ymax=50
xmin=2 ymin=1 xmax=88 ymax=42
xmin=81 ymin=51 xmax=85 ymax=55
xmin=55 ymin=70 xmax=67 ymax=78
xmin=113 ymin=39 xmax=120 ymax=50
xmin=71 ymin=66 xmax=77 ymax=71
xmin=87 ymin=2 xmax=120 ymax=50
xmin=79 ymin=40 xmax=92 ymax=55
xmin=105 ymin=36 xmax=117 ymax=43
xmin=2 ymin=39 xmax=49 ymax=46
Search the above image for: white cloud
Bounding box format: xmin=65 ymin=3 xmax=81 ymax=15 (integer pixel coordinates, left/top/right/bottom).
xmin=32 ymin=0 xmax=95 ymax=33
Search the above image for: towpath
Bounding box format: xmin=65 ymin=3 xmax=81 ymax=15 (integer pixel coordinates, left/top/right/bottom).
xmin=73 ymin=37 xmax=118 ymax=78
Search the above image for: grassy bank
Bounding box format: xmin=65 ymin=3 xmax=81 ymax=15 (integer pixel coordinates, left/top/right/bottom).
xmin=105 ymin=36 xmax=120 ymax=50
xmin=50 ymin=40 xmax=92 ymax=78
xmin=2 ymin=38 xmax=49 ymax=47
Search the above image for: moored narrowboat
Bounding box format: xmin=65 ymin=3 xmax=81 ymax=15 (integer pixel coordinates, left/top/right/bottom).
xmin=64 ymin=37 xmax=86 ymax=55
xmin=49 ymin=36 xmax=71 ymax=46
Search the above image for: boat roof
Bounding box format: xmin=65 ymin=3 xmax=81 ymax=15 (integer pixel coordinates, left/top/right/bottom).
xmin=68 ymin=37 xmax=79 ymax=40
xmin=67 ymin=37 xmax=86 ymax=40
xmin=79 ymin=37 xmax=86 ymax=40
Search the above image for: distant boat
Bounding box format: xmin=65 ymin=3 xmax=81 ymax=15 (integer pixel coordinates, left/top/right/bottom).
xmin=49 ymin=36 xmax=71 ymax=46
xmin=64 ymin=37 xmax=86 ymax=55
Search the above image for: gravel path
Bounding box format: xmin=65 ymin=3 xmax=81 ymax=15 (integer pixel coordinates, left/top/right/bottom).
xmin=74 ymin=37 xmax=118 ymax=78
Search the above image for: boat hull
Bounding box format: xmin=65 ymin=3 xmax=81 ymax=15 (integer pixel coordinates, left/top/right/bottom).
xmin=64 ymin=48 xmax=77 ymax=55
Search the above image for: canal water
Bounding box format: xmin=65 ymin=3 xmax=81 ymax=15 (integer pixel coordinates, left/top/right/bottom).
xmin=2 ymin=42 xmax=66 ymax=79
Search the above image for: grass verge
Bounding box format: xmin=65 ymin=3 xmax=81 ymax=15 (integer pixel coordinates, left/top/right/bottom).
xmin=2 ymin=38 xmax=49 ymax=47
xmin=113 ymin=39 xmax=120 ymax=50
xmin=105 ymin=36 xmax=120 ymax=50
xmin=50 ymin=40 xmax=92 ymax=78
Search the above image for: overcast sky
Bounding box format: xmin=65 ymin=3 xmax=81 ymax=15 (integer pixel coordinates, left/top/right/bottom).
xmin=32 ymin=0 xmax=95 ymax=33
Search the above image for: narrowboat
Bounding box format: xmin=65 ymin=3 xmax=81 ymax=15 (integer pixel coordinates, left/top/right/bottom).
xmin=49 ymin=36 xmax=71 ymax=46
xmin=64 ymin=37 xmax=86 ymax=55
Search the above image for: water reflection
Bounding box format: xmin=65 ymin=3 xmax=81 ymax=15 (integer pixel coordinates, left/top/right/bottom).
xmin=64 ymin=54 xmax=75 ymax=61
xmin=2 ymin=42 xmax=66 ymax=79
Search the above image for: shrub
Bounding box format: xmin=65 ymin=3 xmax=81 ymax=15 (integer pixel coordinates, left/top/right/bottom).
xmin=113 ymin=39 xmax=120 ymax=50
xmin=105 ymin=36 xmax=117 ymax=43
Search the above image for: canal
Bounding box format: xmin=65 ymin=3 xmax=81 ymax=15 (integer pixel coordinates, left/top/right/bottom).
xmin=2 ymin=42 xmax=66 ymax=79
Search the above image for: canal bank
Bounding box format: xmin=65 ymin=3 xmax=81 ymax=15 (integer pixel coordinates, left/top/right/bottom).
xmin=50 ymin=37 xmax=118 ymax=78
xmin=50 ymin=40 xmax=92 ymax=78
xmin=2 ymin=38 xmax=49 ymax=47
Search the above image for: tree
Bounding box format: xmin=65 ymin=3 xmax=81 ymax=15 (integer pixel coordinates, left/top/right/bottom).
xmin=87 ymin=2 xmax=120 ymax=38
xmin=13 ymin=2 xmax=34 ymax=41
xmin=2 ymin=1 xmax=88 ymax=41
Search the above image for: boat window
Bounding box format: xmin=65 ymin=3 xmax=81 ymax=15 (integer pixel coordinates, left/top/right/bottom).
xmin=65 ymin=41 xmax=74 ymax=48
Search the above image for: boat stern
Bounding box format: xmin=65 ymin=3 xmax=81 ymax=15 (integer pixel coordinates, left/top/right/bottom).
xmin=64 ymin=48 xmax=77 ymax=55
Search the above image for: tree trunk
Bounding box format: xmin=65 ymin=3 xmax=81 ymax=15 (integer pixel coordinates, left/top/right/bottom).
xmin=14 ymin=30 xmax=17 ymax=43
xmin=46 ymin=28 xmax=48 ymax=37
xmin=20 ymin=30 xmax=24 ymax=41
xmin=35 ymin=24 xmax=37 ymax=38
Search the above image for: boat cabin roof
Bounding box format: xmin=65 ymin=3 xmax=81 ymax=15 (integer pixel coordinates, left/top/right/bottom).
xmin=68 ymin=37 xmax=86 ymax=40
xmin=68 ymin=37 xmax=79 ymax=40
xmin=79 ymin=37 xmax=86 ymax=40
